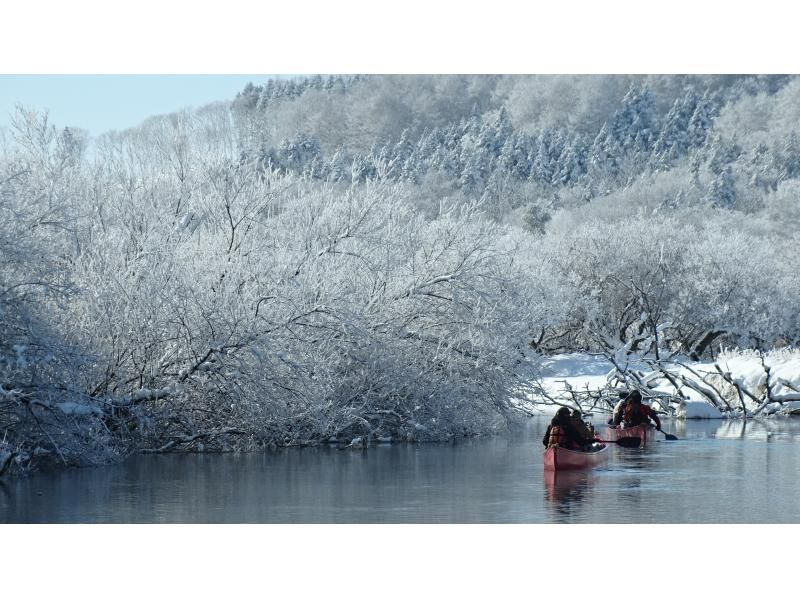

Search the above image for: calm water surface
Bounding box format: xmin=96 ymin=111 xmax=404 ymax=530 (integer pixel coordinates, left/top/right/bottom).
xmin=2 ymin=417 xmax=800 ymax=523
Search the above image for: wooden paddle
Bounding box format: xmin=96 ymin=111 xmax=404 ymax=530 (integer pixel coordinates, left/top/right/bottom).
xmin=658 ymin=428 xmax=679 ymax=441
xmin=593 ymin=437 xmax=641 ymax=448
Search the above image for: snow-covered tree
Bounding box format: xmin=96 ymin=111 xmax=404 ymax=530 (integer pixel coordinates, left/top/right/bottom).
xmin=609 ymin=84 xmax=657 ymax=155
xmin=587 ymin=123 xmax=621 ymax=183
xmin=327 ymin=148 xmax=350 ymax=182
xmin=386 ymin=128 xmax=415 ymax=180
xmin=652 ymin=90 xmax=698 ymax=169
xmin=706 ymin=134 xmax=742 ymax=175
xmin=459 ymin=146 xmax=491 ymax=194
xmin=555 ymin=135 xmax=588 ymax=186
xmin=277 ymin=133 xmax=322 ymax=174
xmin=686 ymin=91 xmax=716 ymax=149
xmin=778 ymin=132 xmax=800 ymax=180
xmin=497 ymin=132 xmax=533 ymax=180
xmin=706 ymin=165 xmax=737 ymax=209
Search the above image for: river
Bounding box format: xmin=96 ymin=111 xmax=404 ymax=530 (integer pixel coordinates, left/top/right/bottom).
xmin=2 ymin=417 xmax=800 ymax=523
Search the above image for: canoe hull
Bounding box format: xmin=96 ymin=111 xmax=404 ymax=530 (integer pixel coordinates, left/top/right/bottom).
xmin=543 ymin=444 xmax=609 ymax=471
xmin=600 ymin=423 xmax=657 ymax=446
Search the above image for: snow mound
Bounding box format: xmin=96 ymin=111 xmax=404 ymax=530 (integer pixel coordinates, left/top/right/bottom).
xmin=56 ymin=402 xmax=103 ymax=417
xmin=675 ymin=400 xmax=724 ymax=419
xmin=520 ymin=348 xmax=800 ymax=418
xmin=538 ymin=353 xmax=612 ymax=377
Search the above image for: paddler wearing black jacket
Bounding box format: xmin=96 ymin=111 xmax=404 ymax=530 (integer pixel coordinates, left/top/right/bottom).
xmin=543 ymin=407 xmax=591 ymax=450
xmin=570 ymin=409 xmax=595 ymax=442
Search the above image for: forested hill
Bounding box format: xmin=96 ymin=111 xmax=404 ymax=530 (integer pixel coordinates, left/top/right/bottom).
xmin=229 ymin=74 xmax=797 ymax=224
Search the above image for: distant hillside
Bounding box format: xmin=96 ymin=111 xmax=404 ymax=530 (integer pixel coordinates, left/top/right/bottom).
xmin=228 ymin=74 xmax=798 ymax=225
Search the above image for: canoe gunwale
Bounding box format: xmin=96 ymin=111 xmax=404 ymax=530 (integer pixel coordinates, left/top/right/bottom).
xmin=600 ymin=423 xmax=657 ymax=446
xmin=543 ymin=444 xmax=609 ymax=471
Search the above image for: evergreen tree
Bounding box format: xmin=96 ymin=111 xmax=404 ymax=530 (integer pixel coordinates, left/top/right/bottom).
xmin=430 ymin=145 xmax=460 ymax=179
xmin=652 ymin=90 xmax=698 ymax=170
xmin=459 ymin=146 xmax=490 ymax=194
xmin=460 ymin=109 xmax=482 ymax=142
xmin=706 ymin=165 xmax=737 ymax=208
xmin=277 ymin=133 xmax=322 ymax=173
xmin=401 ymin=151 xmax=421 ymax=183
xmin=255 ymin=87 xmax=271 ymax=112
xmin=588 ymin=123 xmax=621 ymax=180
xmin=369 ymin=144 xmax=391 ymax=179
xmin=443 ymin=123 xmax=462 ymax=152
xmin=689 ymin=150 xmax=703 ymax=188
xmin=327 ymin=149 xmax=350 ymax=183
xmin=307 ymin=154 xmax=328 ymax=180
xmin=687 ymin=91 xmax=716 ymax=149
xmin=308 ymin=74 xmax=324 ymax=90
xmin=497 ymin=134 xmax=530 ymax=180
xmin=746 ymin=143 xmax=780 ymax=192
xmin=779 ymin=133 xmax=800 ymax=180
xmin=415 ymin=130 xmax=437 ymax=165
xmin=235 ymin=82 xmax=261 ymax=111
xmin=555 ymin=135 xmax=588 ymax=186
xmin=387 ymin=129 xmax=414 ymax=180
xmin=706 ymin=134 xmax=742 ymax=175
xmin=610 ymin=84 xmax=657 ymax=155
xmin=479 ymin=106 xmax=513 ymax=157
xmin=351 ymin=154 xmax=370 ymax=183
xmin=529 ymin=130 xmax=560 ymax=184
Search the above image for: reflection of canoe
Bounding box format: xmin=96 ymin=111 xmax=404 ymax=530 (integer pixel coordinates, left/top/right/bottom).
xmin=544 ymin=469 xmax=588 ymax=489
xmin=600 ymin=424 xmax=656 ymax=446
xmin=543 ymin=469 xmax=591 ymax=506
xmin=543 ymin=445 xmax=609 ymax=471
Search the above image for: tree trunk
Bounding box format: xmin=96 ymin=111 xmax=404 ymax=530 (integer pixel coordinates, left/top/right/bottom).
xmin=690 ymin=330 xmax=726 ymax=361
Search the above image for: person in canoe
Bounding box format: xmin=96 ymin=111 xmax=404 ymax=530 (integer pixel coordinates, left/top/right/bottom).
xmin=622 ymin=391 xmax=662 ymax=431
xmin=570 ymin=409 xmax=595 ymax=442
xmin=608 ymin=390 xmax=630 ymax=426
xmin=543 ymin=407 xmax=596 ymax=451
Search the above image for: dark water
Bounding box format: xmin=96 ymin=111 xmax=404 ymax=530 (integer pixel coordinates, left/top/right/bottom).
xmin=2 ymin=417 xmax=800 ymax=523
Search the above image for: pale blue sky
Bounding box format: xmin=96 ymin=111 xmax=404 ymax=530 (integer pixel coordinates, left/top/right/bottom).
xmin=0 ymin=75 xmax=279 ymax=136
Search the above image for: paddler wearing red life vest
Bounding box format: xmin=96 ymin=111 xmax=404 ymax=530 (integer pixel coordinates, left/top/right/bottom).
xmin=622 ymin=390 xmax=661 ymax=431
xmin=609 ymin=390 xmax=631 ymax=426
xmin=543 ymin=407 xmax=591 ymax=450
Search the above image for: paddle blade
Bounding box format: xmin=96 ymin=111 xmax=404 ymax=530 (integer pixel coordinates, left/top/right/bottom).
xmin=615 ymin=437 xmax=642 ymax=448
xmin=662 ymin=431 xmax=678 ymax=441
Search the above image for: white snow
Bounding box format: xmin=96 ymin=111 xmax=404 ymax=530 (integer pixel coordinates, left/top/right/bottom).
xmin=674 ymin=400 xmax=725 ymax=419
xmin=521 ymin=352 xmax=612 ymax=414
xmin=521 ymin=348 xmax=800 ymax=419
xmin=56 ymin=402 xmax=103 ymax=417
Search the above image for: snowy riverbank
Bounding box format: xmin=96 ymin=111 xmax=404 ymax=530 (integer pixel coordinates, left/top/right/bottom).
xmin=522 ymin=348 xmax=800 ymax=419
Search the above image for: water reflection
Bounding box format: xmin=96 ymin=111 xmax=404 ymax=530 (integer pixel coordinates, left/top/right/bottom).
xmin=543 ymin=470 xmax=592 ymax=521
xmin=3 ymin=417 xmax=800 ymax=523
xmin=713 ymin=418 xmax=798 ymax=442
xmin=672 ymin=418 xmax=722 ymax=439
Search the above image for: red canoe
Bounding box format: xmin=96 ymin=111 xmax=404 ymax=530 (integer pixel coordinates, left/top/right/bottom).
xmin=600 ymin=424 xmax=657 ymax=446
xmin=543 ymin=444 xmax=609 ymax=471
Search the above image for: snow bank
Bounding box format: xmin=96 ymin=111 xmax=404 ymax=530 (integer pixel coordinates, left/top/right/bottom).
xmin=56 ymin=402 xmax=103 ymax=417
xmin=718 ymin=348 xmax=800 ymax=392
xmin=530 ymin=353 xmax=614 ymax=413
xmin=521 ymin=348 xmax=800 ymax=419
xmin=674 ymin=400 xmax=725 ymax=419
